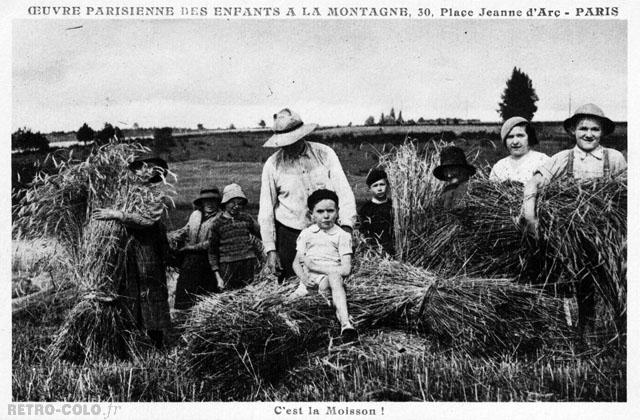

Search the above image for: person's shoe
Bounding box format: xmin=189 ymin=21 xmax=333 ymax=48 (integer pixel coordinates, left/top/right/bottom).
xmin=341 ymin=327 xmax=359 ymax=344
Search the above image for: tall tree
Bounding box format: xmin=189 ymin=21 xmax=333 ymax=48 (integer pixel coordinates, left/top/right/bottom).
xmin=76 ymin=122 xmax=95 ymax=146
xmin=497 ymin=67 xmax=539 ymax=121
xmin=396 ymin=110 xmax=404 ymax=125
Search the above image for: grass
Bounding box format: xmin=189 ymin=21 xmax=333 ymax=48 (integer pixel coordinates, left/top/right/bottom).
xmin=13 ymin=316 xmax=625 ymax=402
xmin=166 ymin=159 xmax=369 ymax=228
xmin=268 ymin=330 xmax=625 ymax=401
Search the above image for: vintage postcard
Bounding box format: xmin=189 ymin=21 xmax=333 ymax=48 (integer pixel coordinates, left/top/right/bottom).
xmin=1 ymin=0 xmax=637 ymax=418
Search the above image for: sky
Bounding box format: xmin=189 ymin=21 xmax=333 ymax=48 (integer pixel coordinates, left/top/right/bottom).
xmin=12 ymin=19 xmax=627 ymax=133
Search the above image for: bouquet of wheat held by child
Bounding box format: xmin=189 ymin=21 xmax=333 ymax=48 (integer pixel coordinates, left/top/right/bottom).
xmin=378 ymin=140 xmax=451 ymax=261
xmin=14 ymin=141 xmax=174 ymax=361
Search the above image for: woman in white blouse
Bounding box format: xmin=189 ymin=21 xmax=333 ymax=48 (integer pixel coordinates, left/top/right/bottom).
xmin=489 ymin=117 xmax=550 ymax=183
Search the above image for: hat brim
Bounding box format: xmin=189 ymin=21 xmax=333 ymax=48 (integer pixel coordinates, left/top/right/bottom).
xmin=563 ymin=114 xmax=615 ymax=136
xmin=433 ymin=164 xmax=476 ymax=181
xmin=263 ymin=123 xmax=318 ymax=148
xmin=221 ymin=194 xmax=248 ymax=206
xmin=193 ymin=193 xmax=221 ymax=206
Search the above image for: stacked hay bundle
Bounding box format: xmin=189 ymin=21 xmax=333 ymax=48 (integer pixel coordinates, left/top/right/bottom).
xmin=382 ymin=142 xmax=627 ymax=339
xmin=13 ymin=142 xmax=174 ymax=362
xmin=181 ymin=253 xmax=568 ymax=400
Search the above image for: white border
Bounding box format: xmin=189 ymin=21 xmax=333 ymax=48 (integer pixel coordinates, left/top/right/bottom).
xmin=2 ymin=0 xmax=637 ymax=419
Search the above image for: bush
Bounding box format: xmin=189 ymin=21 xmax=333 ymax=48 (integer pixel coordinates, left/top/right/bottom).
xmin=12 ymin=128 xmax=49 ymax=152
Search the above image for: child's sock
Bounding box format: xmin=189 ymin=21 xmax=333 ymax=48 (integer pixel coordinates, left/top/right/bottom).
xmin=287 ymin=282 xmax=309 ymax=300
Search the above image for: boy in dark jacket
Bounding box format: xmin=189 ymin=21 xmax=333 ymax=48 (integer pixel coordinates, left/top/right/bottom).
xmin=358 ymin=168 xmax=394 ymax=255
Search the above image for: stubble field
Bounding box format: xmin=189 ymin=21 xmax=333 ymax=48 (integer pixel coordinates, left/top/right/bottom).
xmin=11 ymin=123 xmax=627 ymax=402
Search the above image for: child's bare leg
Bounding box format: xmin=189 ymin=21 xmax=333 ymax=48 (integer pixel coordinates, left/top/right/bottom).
xmin=326 ymin=273 xmax=353 ymax=330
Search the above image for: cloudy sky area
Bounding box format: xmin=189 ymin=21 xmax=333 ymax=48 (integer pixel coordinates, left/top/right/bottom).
xmin=13 ymin=19 xmax=626 ymax=132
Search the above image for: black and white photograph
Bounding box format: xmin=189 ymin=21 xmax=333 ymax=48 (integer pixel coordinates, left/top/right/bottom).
xmin=3 ymin=0 xmax=637 ymax=417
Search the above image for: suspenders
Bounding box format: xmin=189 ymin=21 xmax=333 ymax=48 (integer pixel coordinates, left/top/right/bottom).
xmin=565 ymin=148 xmax=611 ymax=179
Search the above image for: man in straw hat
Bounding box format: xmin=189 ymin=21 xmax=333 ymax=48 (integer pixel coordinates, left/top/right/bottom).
xmin=169 ymin=186 xmax=222 ymax=310
xmin=521 ymin=103 xmax=626 ymax=342
xmin=259 ymin=108 xmax=356 ymax=281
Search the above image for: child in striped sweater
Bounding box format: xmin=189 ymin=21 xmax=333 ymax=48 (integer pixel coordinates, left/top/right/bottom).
xmin=208 ymin=183 xmax=262 ymax=291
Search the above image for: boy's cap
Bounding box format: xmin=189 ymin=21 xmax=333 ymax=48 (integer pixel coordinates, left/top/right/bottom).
xmin=433 ymin=146 xmax=476 ymax=181
xmin=221 ymin=183 xmax=248 ymax=205
xmin=307 ymin=189 xmax=339 ymax=210
xmin=366 ymin=168 xmax=388 ymax=187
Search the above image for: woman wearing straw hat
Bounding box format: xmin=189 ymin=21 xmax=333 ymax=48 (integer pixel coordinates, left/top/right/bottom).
xmin=93 ymin=157 xmax=172 ymax=348
xmin=258 ymin=109 xmax=357 ymax=282
xmin=170 ymin=187 xmax=223 ymax=310
xmin=209 ymin=183 xmax=262 ymax=290
xmin=521 ymin=103 xmax=627 ymax=340
xmin=490 ymin=117 xmax=550 ymax=183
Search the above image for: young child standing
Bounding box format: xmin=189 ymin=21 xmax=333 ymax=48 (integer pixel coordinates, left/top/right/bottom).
xmin=358 ymin=168 xmax=395 ymax=255
xmin=290 ymin=189 xmax=358 ymax=343
xmin=208 ymin=183 xmax=262 ymax=291
xmin=433 ymin=146 xmax=477 ymax=210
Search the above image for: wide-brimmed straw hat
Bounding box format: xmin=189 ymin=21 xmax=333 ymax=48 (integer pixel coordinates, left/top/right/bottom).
xmin=193 ymin=187 xmax=221 ymax=206
xmin=128 ymin=157 xmax=168 ymax=183
xmin=221 ymin=183 xmax=248 ymax=206
xmin=263 ymin=108 xmax=318 ymax=148
xmin=433 ymin=146 xmax=476 ymax=181
xmin=563 ymin=103 xmax=615 ymax=136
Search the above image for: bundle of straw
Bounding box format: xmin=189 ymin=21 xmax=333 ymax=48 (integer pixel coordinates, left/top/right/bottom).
xmin=14 ymin=141 xmax=175 ymax=362
xmin=382 ymin=142 xmax=626 ymax=337
xmin=350 ymin=255 xmax=569 ymax=352
xmin=13 ymin=142 xmax=152 ymax=251
xmin=182 ymin=281 xmax=336 ymax=399
xmin=181 ymin=254 xmax=568 ymax=399
xmin=378 ymin=140 xmax=451 ymax=260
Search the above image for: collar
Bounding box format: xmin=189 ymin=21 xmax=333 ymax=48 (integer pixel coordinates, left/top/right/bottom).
xmin=371 ymin=197 xmax=388 ymax=204
xmin=574 ymin=145 xmax=604 ymax=161
xmin=309 ymin=224 xmax=340 ymax=235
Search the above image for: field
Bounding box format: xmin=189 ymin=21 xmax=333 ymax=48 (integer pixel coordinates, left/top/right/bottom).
xmin=11 ymin=123 xmax=627 ymax=402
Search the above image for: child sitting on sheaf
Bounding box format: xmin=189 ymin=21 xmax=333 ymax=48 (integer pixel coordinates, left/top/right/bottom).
xmin=358 ymin=168 xmax=395 ymax=256
xmin=433 ymin=146 xmax=477 ymax=210
xmin=288 ymin=189 xmax=358 ymax=343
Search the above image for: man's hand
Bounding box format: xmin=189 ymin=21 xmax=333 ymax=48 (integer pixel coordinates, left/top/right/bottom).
xmin=92 ymin=209 xmax=122 ymax=221
xmin=266 ymin=251 xmax=282 ymax=276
